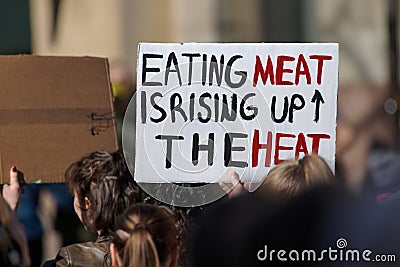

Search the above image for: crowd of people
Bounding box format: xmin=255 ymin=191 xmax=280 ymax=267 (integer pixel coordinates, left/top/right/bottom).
xmin=1 ymin=149 xmax=399 ymax=267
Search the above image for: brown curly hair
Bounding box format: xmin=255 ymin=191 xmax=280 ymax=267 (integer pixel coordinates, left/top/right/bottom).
xmin=65 ymin=150 xmax=142 ymax=235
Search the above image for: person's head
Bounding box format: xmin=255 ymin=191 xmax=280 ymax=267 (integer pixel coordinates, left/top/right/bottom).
xmin=65 ymin=150 xmax=141 ymax=235
xmin=110 ymin=203 xmax=179 ymax=267
xmin=257 ymin=153 xmax=335 ymax=199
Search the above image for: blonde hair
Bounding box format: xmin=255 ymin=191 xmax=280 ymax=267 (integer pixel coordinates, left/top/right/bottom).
xmin=257 ymin=154 xmax=334 ymax=199
xmin=112 ymin=204 xmax=178 ymax=267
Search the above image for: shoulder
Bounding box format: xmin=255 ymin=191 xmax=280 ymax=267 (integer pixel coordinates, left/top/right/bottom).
xmin=43 ymin=237 xmax=113 ymax=267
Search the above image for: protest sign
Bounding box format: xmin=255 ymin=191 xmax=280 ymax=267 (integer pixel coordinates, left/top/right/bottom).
xmin=0 ymin=55 xmax=118 ymax=183
xmin=133 ymin=43 xmax=338 ymax=183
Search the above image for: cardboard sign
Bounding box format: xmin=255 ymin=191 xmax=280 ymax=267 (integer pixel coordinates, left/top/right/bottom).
xmin=0 ymin=55 xmax=118 ymax=183
xmin=134 ymin=43 xmax=338 ymax=183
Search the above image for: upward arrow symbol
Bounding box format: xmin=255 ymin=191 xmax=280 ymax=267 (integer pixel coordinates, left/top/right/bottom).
xmin=311 ymin=89 xmax=325 ymax=123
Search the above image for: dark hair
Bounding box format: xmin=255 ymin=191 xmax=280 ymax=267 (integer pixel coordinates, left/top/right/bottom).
xmin=65 ymin=150 xmax=141 ymax=234
xmin=112 ymin=203 xmax=178 ymax=267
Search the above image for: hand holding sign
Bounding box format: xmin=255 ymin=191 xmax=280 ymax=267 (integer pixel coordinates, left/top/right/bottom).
xmin=2 ymin=166 xmax=26 ymax=211
xmin=219 ymin=171 xmax=250 ymax=198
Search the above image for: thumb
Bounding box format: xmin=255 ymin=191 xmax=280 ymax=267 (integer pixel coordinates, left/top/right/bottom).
xmin=229 ymin=171 xmax=241 ymax=185
xmin=9 ymin=166 xmax=18 ymax=186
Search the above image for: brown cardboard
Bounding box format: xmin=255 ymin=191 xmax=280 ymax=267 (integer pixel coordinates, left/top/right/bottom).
xmin=0 ymin=55 xmax=118 ymax=183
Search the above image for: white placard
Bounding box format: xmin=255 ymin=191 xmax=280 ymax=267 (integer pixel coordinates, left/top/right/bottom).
xmin=134 ymin=43 xmax=338 ymax=183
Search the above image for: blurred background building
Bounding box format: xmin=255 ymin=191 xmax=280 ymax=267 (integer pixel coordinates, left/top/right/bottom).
xmin=26 ymin=0 xmax=399 ymax=189
xmin=1 ymin=0 xmax=400 ymax=264
xmin=26 ymin=0 xmax=390 ymax=84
